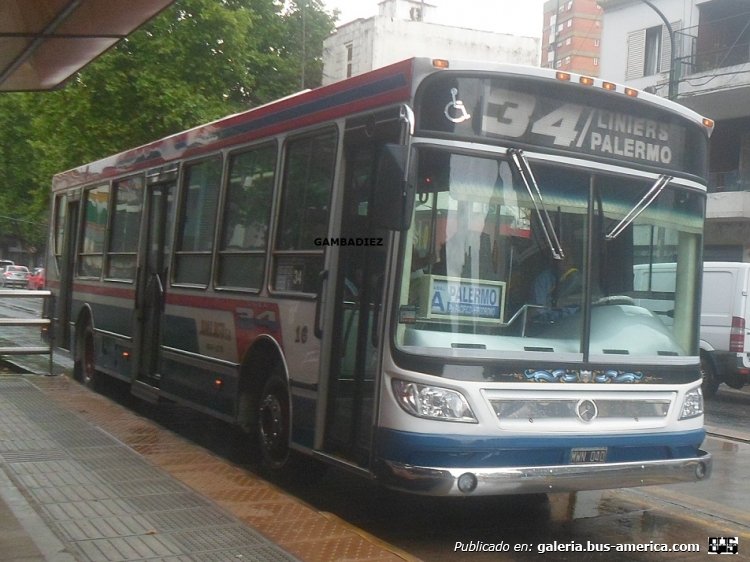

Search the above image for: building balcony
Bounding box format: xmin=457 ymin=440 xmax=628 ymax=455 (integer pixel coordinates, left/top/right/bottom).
xmin=707 ymin=190 xmax=750 ymax=221
xmin=673 ymin=7 xmax=750 ymax=118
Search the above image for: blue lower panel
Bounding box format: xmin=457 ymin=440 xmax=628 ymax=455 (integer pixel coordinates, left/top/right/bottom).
xmin=160 ymin=357 xmax=236 ymax=417
xmin=376 ymin=428 xmax=706 ymax=468
xmin=291 ymin=393 xmax=315 ymax=449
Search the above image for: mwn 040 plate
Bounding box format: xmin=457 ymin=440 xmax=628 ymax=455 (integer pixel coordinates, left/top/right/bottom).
xmin=570 ymin=447 xmax=608 ymax=464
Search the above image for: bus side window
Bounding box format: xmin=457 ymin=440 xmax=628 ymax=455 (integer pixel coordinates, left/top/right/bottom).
xmin=218 ymin=144 xmax=276 ymax=290
xmin=107 ymin=175 xmax=144 ymax=281
xmin=173 ymin=157 xmax=223 ymax=286
xmin=78 ymin=184 xmax=111 ymax=279
xmin=273 ymin=129 xmax=337 ymax=293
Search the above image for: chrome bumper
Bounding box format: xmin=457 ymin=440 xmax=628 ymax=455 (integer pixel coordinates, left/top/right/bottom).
xmin=384 ymin=451 xmax=712 ymax=496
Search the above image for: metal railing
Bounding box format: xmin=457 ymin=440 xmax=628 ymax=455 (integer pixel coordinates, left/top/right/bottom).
xmin=0 ymin=289 xmax=53 ymax=375
xmin=674 ymin=12 xmax=750 ymax=76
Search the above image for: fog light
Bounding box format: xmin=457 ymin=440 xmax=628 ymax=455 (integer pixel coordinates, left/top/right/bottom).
xmin=457 ymin=472 xmax=478 ymax=493
xmin=695 ymin=462 xmax=707 ymax=480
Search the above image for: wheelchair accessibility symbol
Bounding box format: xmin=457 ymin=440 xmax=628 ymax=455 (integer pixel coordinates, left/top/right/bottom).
xmin=444 ymin=87 xmax=471 ymax=124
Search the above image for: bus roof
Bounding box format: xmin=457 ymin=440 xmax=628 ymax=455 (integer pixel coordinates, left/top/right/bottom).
xmin=52 ymin=57 xmax=711 ymax=191
xmin=52 ymin=58 xmax=416 ymax=191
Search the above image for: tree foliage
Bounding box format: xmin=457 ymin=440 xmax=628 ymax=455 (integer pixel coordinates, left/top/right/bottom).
xmin=0 ymin=0 xmax=336 ymax=260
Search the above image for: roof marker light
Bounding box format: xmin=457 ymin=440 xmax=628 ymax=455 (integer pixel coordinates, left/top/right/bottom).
xmin=602 ymin=81 xmax=616 ymax=91
xmin=624 ymin=87 xmax=639 ymax=97
xmin=703 ymin=117 xmax=715 ymax=129
xmin=556 ymin=71 xmax=571 ymax=81
xmin=432 ymin=59 xmax=449 ymax=69
xmin=579 ymin=76 xmax=594 ymax=86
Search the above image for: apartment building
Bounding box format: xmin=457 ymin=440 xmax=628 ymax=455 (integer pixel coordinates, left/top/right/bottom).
xmin=321 ymin=0 xmax=539 ymax=86
xmin=599 ymin=0 xmax=750 ymax=261
xmin=541 ymin=0 xmax=604 ymax=75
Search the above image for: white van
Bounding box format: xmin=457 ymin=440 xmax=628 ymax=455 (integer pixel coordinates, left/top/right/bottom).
xmin=634 ymin=261 xmax=750 ymax=397
xmin=698 ymin=262 xmax=750 ymax=396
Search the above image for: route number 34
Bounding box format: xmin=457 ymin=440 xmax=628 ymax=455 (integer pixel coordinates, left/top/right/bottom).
xmin=483 ymin=88 xmax=585 ymax=148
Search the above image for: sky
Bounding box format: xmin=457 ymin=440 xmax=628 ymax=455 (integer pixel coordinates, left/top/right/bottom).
xmin=321 ymin=0 xmax=547 ymax=38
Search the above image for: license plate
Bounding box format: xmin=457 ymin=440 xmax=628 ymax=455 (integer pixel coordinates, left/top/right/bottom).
xmin=570 ymin=447 xmax=607 ymax=464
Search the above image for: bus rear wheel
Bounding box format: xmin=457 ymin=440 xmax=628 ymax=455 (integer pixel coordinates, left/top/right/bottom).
xmin=74 ymin=323 xmax=98 ymax=390
xmin=257 ymin=373 xmax=290 ymax=470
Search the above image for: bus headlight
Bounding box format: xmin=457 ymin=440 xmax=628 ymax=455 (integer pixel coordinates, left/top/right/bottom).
xmin=679 ymin=386 xmax=704 ymax=420
xmin=391 ymin=379 xmax=477 ymax=422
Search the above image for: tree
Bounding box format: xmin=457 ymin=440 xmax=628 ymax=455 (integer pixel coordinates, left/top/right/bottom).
xmin=0 ymin=0 xmax=337 ymax=261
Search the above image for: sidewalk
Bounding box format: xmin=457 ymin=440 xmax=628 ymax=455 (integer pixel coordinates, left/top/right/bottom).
xmin=0 ymin=375 xmax=410 ymax=562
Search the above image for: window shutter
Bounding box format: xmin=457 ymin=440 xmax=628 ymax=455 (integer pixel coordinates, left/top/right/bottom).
xmin=626 ymin=29 xmax=646 ymax=80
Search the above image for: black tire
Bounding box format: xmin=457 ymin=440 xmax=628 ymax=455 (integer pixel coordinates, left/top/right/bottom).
xmin=257 ymin=372 xmax=291 ymax=470
xmin=700 ymin=353 xmax=719 ymax=398
xmin=74 ymin=323 xmax=98 ymax=390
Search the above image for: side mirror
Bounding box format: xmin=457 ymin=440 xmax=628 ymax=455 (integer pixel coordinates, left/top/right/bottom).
xmin=371 ymin=144 xmax=414 ymax=231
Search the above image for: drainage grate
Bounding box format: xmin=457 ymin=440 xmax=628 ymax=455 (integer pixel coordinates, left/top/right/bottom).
xmin=5 ymin=459 xmax=80 ymax=476
xmin=55 ymin=513 xmax=155 ymax=541
xmin=170 ymin=525 xmax=278 ymax=552
xmin=0 ymin=449 xmax=68 ymax=463
xmin=144 ymin=507 xmax=237 ymax=532
xmin=128 ymin=492 xmax=211 ymax=513
xmin=109 ymin=478 xmax=189 ymax=498
xmin=48 ymin=430 xmax=115 ymax=448
xmin=42 ymin=498 xmax=141 ymax=521
xmin=72 ymin=534 xmax=184 ymax=561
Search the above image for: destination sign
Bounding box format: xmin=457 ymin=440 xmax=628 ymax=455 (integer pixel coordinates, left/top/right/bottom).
xmin=416 ymin=76 xmax=708 ymax=178
xmin=481 ymin=86 xmax=681 ymax=168
xmin=426 ymin=275 xmax=505 ymax=323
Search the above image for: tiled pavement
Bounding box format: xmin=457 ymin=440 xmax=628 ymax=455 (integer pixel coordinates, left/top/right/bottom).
xmin=0 ymin=375 xmax=412 ymax=562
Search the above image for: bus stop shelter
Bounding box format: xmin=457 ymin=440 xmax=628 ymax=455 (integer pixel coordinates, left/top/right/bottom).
xmin=0 ymin=0 xmax=175 ymax=92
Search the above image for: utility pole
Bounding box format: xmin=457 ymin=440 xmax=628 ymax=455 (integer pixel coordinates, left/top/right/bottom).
xmin=638 ymin=0 xmax=677 ymax=100
xmin=300 ymin=0 xmax=307 ymax=89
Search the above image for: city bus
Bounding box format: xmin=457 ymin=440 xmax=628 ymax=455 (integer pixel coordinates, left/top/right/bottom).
xmin=47 ymin=58 xmax=714 ymax=495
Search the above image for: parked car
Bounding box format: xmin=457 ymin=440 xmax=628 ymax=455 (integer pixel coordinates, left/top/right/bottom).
xmin=27 ymin=267 xmax=45 ymax=290
xmin=0 ymin=259 xmax=14 ymax=269
xmin=1 ymin=265 xmax=29 ymax=288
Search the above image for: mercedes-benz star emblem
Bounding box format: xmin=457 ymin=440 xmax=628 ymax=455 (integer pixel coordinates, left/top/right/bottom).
xmin=576 ymin=399 xmax=598 ymax=422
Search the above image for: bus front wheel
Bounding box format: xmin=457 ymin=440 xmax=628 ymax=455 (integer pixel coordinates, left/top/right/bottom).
xmin=257 ymin=373 xmax=290 ymax=470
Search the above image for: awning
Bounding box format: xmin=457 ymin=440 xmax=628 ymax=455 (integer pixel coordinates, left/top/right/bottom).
xmin=0 ymin=0 xmax=175 ymax=91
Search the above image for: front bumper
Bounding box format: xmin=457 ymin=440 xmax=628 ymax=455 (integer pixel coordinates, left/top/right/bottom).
xmin=384 ymin=450 xmax=712 ymax=496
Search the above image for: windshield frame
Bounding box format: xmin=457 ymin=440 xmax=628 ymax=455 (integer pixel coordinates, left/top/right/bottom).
xmin=390 ymin=140 xmax=706 ymax=373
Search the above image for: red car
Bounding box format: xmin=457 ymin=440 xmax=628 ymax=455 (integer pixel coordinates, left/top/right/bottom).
xmin=27 ymin=267 xmax=45 ymax=290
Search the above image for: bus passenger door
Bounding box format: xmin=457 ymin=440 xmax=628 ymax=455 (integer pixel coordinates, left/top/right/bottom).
xmin=322 ymin=116 xmax=399 ymax=467
xmin=56 ymin=197 xmax=79 ymax=351
xmin=132 ymin=179 xmax=175 ymax=396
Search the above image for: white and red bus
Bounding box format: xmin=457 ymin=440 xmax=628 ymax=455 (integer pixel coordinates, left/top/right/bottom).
xmin=48 ymin=58 xmax=714 ymax=495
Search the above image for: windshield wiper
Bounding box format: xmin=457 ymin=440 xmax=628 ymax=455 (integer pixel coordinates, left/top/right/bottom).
xmin=605 ymin=174 xmax=672 ymax=240
xmin=508 ymin=148 xmax=564 ymax=259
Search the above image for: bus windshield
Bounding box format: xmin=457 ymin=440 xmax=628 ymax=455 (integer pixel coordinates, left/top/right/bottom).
xmin=396 ymin=146 xmax=704 ymax=362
